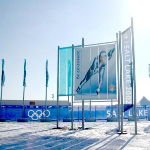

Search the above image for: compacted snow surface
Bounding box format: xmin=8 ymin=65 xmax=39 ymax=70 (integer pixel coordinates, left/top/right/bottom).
xmin=0 ymin=121 xmax=150 ymax=150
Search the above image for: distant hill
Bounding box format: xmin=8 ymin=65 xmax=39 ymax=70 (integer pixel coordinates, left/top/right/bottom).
xmin=139 ymin=96 xmax=150 ymax=106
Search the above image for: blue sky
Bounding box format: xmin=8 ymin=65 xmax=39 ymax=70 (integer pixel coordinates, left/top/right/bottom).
xmin=0 ymin=0 xmax=150 ymax=101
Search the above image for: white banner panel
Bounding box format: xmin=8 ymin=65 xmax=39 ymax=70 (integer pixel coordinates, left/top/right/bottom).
xmin=122 ymin=27 xmax=133 ymax=104
xmin=74 ymin=44 xmax=116 ymax=100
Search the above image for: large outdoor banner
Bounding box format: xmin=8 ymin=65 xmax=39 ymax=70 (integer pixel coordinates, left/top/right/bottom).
xmin=74 ymin=44 xmax=117 ymax=100
xmin=59 ymin=46 xmax=73 ymax=96
xmin=59 ymin=45 xmax=81 ymax=96
xmin=122 ymin=27 xmax=133 ymax=104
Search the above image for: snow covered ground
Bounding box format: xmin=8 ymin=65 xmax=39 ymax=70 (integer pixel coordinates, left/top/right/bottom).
xmin=0 ymin=121 xmax=150 ymax=150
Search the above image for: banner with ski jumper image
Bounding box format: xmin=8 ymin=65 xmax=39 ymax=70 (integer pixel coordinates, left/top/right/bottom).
xmin=74 ymin=43 xmax=117 ymax=100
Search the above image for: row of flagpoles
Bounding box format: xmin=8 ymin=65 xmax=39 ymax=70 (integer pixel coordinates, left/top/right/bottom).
xmin=0 ymin=59 xmax=49 ymax=118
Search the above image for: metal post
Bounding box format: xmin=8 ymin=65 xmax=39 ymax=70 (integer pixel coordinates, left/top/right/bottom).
xmin=68 ymin=95 xmax=69 ymax=103
xmin=111 ymin=99 xmax=113 ymax=118
xmin=0 ymin=85 xmax=2 ymax=106
xmin=22 ymin=86 xmax=25 ymax=118
xmin=116 ymin=33 xmax=121 ymax=132
xmin=89 ymin=47 xmax=92 ymax=119
xmin=68 ymin=79 xmax=69 ymax=103
xmin=82 ymin=38 xmax=85 ymax=130
xmin=57 ymin=46 xmax=60 ymax=128
xmin=45 ymin=86 xmax=47 ymax=110
xmin=0 ymin=59 xmax=4 ymax=118
xmin=131 ymin=18 xmax=137 ymax=135
xmin=71 ymin=44 xmax=74 ymax=130
xmin=95 ymin=105 xmax=96 ymax=119
xmin=0 ymin=84 xmax=3 ymax=114
xmin=82 ymin=100 xmax=84 ymax=129
xmin=119 ymin=31 xmax=124 ymax=133
xmin=78 ymin=106 xmax=79 ymax=121
xmin=90 ymin=100 xmax=92 ymax=118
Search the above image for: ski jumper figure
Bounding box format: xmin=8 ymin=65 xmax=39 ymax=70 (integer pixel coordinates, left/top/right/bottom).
xmin=76 ymin=48 xmax=115 ymax=95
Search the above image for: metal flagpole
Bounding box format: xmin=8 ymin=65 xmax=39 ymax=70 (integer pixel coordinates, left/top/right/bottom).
xmin=0 ymin=84 xmax=2 ymax=106
xmin=71 ymin=44 xmax=74 ymax=130
xmin=111 ymin=99 xmax=113 ymax=118
xmin=116 ymin=33 xmax=121 ymax=132
xmin=68 ymin=91 xmax=69 ymax=103
xmin=82 ymin=99 xmax=84 ymax=129
xmin=45 ymin=86 xmax=48 ymax=109
xmin=82 ymin=38 xmax=85 ymax=130
xmin=95 ymin=106 xmax=96 ymax=119
xmin=45 ymin=60 xmax=48 ymax=110
xmin=0 ymin=83 xmax=3 ymax=122
xmin=90 ymin=100 xmax=91 ymax=118
xmin=89 ymin=48 xmax=92 ymax=119
xmin=57 ymin=46 xmax=60 ymax=128
xmin=22 ymin=59 xmax=26 ymax=118
xmin=131 ymin=17 xmax=137 ymax=135
xmin=119 ymin=31 xmax=124 ymax=133
xmin=22 ymin=86 xmax=25 ymax=118
xmin=0 ymin=59 xmax=5 ymax=109
xmin=68 ymin=63 xmax=70 ymax=103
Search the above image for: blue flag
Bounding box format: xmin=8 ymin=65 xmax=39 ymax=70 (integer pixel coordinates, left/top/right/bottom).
xmin=1 ymin=59 xmax=5 ymax=87
xmin=23 ymin=59 xmax=26 ymax=87
xmin=46 ymin=60 xmax=49 ymax=87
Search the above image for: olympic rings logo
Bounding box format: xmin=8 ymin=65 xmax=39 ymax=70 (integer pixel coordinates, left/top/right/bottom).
xmin=28 ymin=110 xmax=50 ymax=120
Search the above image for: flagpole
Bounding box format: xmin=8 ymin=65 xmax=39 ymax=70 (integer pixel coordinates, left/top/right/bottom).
xmin=22 ymin=59 xmax=26 ymax=119
xmin=45 ymin=86 xmax=47 ymax=109
xmin=82 ymin=38 xmax=85 ymax=130
xmin=0 ymin=85 xmax=2 ymax=120
xmin=131 ymin=17 xmax=137 ymax=135
xmin=89 ymin=100 xmax=91 ymax=119
xmin=22 ymin=85 xmax=25 ymax=118
xmin=0 ymin=59 xmax=4 ymax=107
xmin=71 ymin=44 xmax=74 ymax=130
xmin=57 ymin=46 xmax=60 ymax=128
xmin=0 ymin=67 xmax=4 ymax=120
xmin=90 ymin=49 xmax=92 ymax=119
xmin=119 ymin=31 xmax=124 ymax=133
xmin=0 ymin=59 xmax=5 ymax=121
xmin=116 ymin=33 xmax=121 ymax=132
xmin=0 ymin=84 xmax=2 ymax=106
xmin=45 ymin=60 xmax=48 ymax=110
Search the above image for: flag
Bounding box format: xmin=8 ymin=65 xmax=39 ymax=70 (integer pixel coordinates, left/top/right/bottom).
xmin=1 ymin=59 xmax=5 ymax=87
xmin=23 ymin=59 xmax=26 ymax=87
xmin=46 ymin=60 xmax=49 ymax=87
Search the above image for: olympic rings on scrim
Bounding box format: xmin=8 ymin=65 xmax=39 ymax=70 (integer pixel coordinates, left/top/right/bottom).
xmin=28 ymin=109 xmax=50 ymax=120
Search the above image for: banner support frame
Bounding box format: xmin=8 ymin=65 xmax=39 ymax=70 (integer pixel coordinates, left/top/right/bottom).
xmin=22 ymin=84 xmax=25 ymax=118
xmin=71 ymin=44 xmax=74 ymax=130
xmin=56 ymin=46 xmax=60 ymax=128
xmin=119 ymin=31 xmax=124 ymax=133
xmin=116 ymin=33 xmax=121 ymax=132
xmin=82 ymin=38 xmax=85 ymax=130
xmin=0 ymin=84 xmax=3 ymax=106
xmin=131 ymin=17 xmax=137 ymax=135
